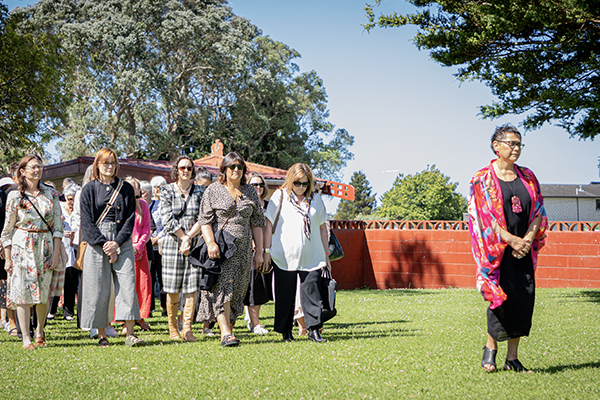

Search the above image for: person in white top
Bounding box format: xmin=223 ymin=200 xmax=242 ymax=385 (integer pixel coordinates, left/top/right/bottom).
xmin=263 ymin=163 xmax=331 ymax=343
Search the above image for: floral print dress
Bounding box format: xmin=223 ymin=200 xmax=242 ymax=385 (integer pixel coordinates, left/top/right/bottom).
xmin=1 ymin=186 xmax=63 ymax=307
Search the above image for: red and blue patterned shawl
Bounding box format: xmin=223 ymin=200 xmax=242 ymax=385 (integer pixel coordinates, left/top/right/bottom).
xmin=468 ymin=160 xmax=547 ymax=309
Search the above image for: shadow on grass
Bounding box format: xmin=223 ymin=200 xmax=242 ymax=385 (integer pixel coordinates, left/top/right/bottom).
xmin=554 ymin=290 xmax=600 ymax=303
xmin=343 ymin=288 xmax=440 ymax=296
xmin=535 ymin=361 xmax=600 ymax=374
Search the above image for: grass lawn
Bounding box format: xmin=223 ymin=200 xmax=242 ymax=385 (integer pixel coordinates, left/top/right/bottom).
xmin=1 ymin=287 xmax=599 ymax=399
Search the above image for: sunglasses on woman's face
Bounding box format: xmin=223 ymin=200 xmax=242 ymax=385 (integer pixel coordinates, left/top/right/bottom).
xmin=178 ymin=166 xmax=194 ymax=171
xmin=228 ymin=164 xmax=244 ymax=171
xmin=293 ymin=181 xmax=309 ymax=187
xmin=250 ymin=183 xmax=265 ymax=188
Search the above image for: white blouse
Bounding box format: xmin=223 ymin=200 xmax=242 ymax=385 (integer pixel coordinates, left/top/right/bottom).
xmin=265 ymin=189 xmax=327 ymax=271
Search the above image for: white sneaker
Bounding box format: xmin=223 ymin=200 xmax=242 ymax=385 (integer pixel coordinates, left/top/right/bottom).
xmin=90 ymin=328 xmax=98 ymax=339
xmin=105 ymin=326 xmax=119 ymax=338
xmin=252 ymin=325 xmax=269 ymax=335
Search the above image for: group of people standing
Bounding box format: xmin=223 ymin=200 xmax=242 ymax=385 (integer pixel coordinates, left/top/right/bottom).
xmin=1 ymin=122 xmax=548 ymax=372
xmin=1 ymin=148 xmax=333 ymax=349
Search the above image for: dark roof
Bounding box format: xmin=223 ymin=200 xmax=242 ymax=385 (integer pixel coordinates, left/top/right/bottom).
xmin=541 ymin=183 xmax=600 ymax=198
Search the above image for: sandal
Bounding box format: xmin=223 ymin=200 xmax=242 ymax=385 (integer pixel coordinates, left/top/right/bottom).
xmin=481 ymin=346 xmax=497 ymax=372
xmin=35 ymin=336 xmax=46 ymax=347
xmin=504 ymin=358 xmax=531 ymax=372
xmin=22 ymin=343 xmax=35 ymax=350
xmin=8 ymin=328 xmax=18 ymax=337
xmin=220 ymin=334 xmax=240 ymax=347
xmin=98 ymin=337 xmax=110 ymax=347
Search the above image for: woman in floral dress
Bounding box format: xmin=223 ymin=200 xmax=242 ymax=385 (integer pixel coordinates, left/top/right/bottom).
xmin=2 ymin=155 xmax=63 ymax=349
xmin=197 ymin=152 xmax=265 ymax=347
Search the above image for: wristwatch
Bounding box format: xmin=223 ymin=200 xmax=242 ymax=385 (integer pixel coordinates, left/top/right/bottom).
xmin=263 ymin=248 xmax=270 ymax=254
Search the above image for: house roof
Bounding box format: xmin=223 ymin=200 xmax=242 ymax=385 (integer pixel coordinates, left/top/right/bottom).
xmin=541 ymin=183 xmax=600 ymax=198
xmin=38 ymin=149 xmax=355 ymax=200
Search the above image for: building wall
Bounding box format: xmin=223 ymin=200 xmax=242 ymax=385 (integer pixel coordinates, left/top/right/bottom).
xmin=330 ymin=221 xmax=600 ymax=290
xmin=544 ymin=198 xmax=600 ymax=221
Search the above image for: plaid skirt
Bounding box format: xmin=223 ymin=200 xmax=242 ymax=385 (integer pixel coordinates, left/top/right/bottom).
xmin=161 ymin=233 xmax=200 ymax=293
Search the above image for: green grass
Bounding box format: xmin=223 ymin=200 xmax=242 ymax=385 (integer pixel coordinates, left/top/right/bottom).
xmin=1 ymin=288 xmax=599 ymax=399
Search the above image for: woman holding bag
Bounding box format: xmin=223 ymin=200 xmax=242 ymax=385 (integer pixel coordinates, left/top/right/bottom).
xmin=196 ymin=152 xmax=265 ymax=347
xmin=1 ymin=154 xmax=63 ymax=349
xmin=79 ymin=148 xmax=142 ymax=347
xmin=160 ymin=155 xmax=204 ymax=341
xmin=263 ymin=163 xmax=331 ymax=343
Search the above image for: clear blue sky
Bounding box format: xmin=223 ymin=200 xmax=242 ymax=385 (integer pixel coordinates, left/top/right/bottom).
xmin=6 ymin=0 xmax=600 ymax=212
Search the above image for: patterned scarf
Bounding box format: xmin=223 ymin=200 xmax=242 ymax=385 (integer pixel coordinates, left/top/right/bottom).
xmin=468 ymin=160 xmax=547 ymax=309
xmin=290 ymin=192 xmax=311 ymax=240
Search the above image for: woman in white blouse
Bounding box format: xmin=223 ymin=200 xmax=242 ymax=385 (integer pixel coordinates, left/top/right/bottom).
xmin=263 ymin=163 xmax=331 ymax=343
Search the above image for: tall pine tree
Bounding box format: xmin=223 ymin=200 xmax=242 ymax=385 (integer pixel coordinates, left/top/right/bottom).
xmin=334 ymin=171 xmax=376 ymax=220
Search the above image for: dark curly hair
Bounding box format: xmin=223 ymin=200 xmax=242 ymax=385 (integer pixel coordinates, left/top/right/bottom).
xmin=170 ymin=155 xmax=195 ymax=181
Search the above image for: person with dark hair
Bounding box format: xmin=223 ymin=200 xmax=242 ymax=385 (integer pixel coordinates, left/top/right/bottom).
xmin=79 ymin=148 xmax=142 ymax=347
xmin=469 ymin=124 xmax=547 ymax=372
xmin=263 ymin=163 xmax=331 ymax=343
xmin=149 ymin=175 xmax=167 ymax=316
xmin=243 ymin=172 xmax=272 ymax=335
xmin=160 ymin=155 xmax=205 ymax=341
xmin=1 ymin=155 xmax=63 ymax=349
xmin=197 ymin=152 xmax=265 ymax=347
xmin=195 ymin=166 xmax=213 ymax=187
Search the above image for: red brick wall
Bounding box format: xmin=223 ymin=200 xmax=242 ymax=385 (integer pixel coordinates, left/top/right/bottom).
xmin=330 ymin=221 xmax=600 ymax=290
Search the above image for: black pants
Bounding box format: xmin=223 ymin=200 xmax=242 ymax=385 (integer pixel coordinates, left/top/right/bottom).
xmin=151 ymin=250 xmax=166 ymax=311
xmin=274 ymin=266 xmax=323 ymax=333
xmin=63 ymin=267 xmax=81 ymax=318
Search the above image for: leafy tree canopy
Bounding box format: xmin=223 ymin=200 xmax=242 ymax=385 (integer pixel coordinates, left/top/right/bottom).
xmin=334 ymin=170 xmax=377 ymax=220
xmin=378 ymin=165 xmax=466 ymax=220
xmin=0 ymin=2 xmax=73 ymax=172
xmin=364 ymin=0 xmax=600 ymax=139
xmin=14 ymin=0 xmax=353 ymax=180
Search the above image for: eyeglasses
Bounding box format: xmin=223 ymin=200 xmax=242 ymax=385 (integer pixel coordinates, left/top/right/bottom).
xmin=228 ymin=164 xmax=244 ymax=171
xmin=293 ymin=181 xmax=309 ymax=188
xmin=178 ymin=166 xmax=194 ymax=172
xmin=498 ymin=140 xmax=524 ymax=149
xmin=100 ymin=162 xmax=117 ymax=167
xmin=26 ymin=165 xmax=42 ymax=171
xmin=250 ymin=183 xmax=265 ymax=188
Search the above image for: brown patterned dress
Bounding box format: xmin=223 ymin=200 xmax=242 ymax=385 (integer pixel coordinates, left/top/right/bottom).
xmin=196 ymin=182 xmax=265 ymax=324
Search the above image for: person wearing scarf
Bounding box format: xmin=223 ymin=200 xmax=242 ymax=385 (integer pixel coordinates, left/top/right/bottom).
xmin=263 ymin=163 xmax=331 ymax=343
xmin=468 ymin=124 xmax=547 ymax=373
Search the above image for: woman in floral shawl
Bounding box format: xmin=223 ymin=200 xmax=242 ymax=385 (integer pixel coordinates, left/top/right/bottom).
xmin=468 ymin=124 xmax=547 ymax=373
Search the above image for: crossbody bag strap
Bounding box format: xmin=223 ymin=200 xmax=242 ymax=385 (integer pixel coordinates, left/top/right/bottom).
xmin=174 ymin=183 xmax=195 ymax=220
xmin=23 ymin=192 xmax=54 ymax=235
xmin=271 ymin=189 xmax=284 ymax=234
xmin=219 ymin=195 xmax=238 ymax=231
xmin=96 ymin=180 xmax=123 ymax=226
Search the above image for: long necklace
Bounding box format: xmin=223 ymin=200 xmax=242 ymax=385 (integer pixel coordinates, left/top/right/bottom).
xmin=496 ymin=165 xmax=523 ymax=213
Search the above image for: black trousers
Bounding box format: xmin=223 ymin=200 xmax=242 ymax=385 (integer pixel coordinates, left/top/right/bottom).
xmin=274 ymin=266 xmax=324 ymax=333
xmin=63 ymin=267 xmax=81 ymax=318
xmin=151 ymin=250 xmax=166 ymax=311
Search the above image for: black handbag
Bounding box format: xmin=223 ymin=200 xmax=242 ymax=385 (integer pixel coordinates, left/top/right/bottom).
xmin=328 ymin=229 xmax=344 ymax=262
xmin=320 ymin=267 xmax=337 ymax=323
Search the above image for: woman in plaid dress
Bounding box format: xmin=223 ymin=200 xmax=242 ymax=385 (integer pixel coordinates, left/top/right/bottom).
xmin=160 ymin=155 xmax=205 ymax=341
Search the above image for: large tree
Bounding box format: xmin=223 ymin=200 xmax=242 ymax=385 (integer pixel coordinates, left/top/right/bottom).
xmin=334 ymin=170 xmax=377 ymax=220
xmin=0 ymin=2 xmax=73 ymax=171
xmin=16 ymin=0 xmax=353 ymax=180
xmin=364 ymin=0 xmax=600 ymax=139
xmin=378 ymin=165 xmax=466 ymax=220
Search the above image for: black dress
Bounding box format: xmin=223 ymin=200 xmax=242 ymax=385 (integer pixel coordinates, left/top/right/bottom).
xmin=487 ymin=178 xmax=535 ymax=341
